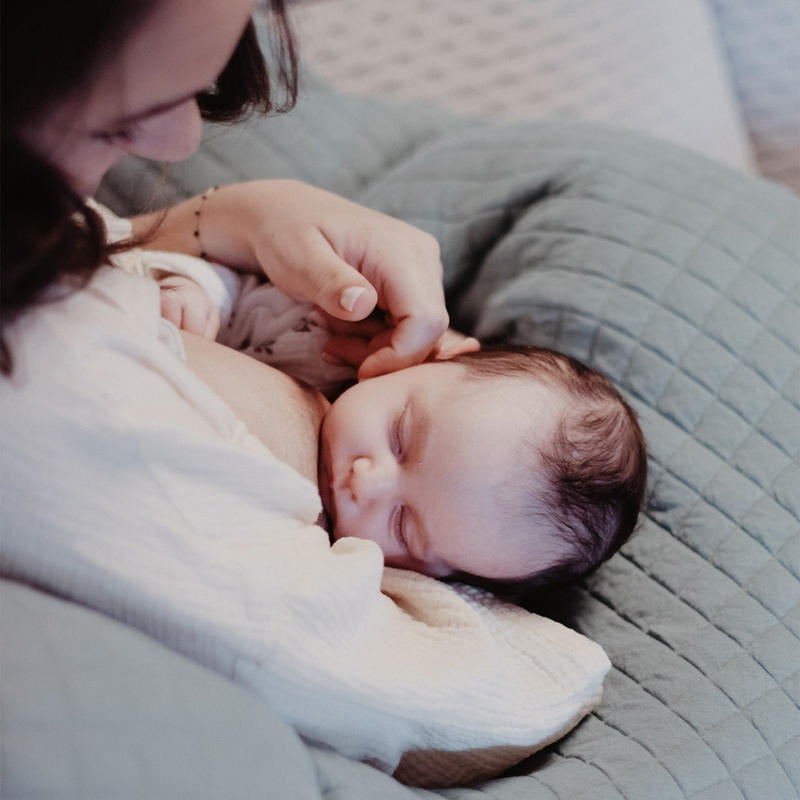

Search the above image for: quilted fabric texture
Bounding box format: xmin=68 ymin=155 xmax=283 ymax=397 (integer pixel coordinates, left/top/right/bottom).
xmin=358 ymin=122 xmax=799 ymax=800
xmin=98 ymin=81 xmax=798 ymax=798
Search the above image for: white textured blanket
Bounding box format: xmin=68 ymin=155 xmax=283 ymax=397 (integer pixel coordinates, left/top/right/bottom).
xmin=2 ymin=210 xmax=612 ymax=786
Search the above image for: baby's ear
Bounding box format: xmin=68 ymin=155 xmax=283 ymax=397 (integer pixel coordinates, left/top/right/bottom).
xmin=427 ymin=329 xmax=481 ymax=362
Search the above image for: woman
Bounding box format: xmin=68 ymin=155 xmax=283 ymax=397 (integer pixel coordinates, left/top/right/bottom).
xmin=3 ymin=0 xmax=449 ymax=379
xmin=1 ymin=0 xmax=606 ymax=780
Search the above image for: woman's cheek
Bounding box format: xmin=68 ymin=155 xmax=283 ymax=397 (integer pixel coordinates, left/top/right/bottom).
xmin=128 ymin=100 xmax=202 ymax=162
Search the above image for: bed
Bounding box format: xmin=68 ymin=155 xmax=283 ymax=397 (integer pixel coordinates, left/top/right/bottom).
xmin=3 ymin=7 xmax=799 ymax=800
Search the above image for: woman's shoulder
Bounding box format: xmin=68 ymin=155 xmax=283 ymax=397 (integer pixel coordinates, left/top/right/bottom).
xmin=18 ymin=264 xmax=160 ymax=344
xmin=2 ymin=267 xmax=163 ymax=396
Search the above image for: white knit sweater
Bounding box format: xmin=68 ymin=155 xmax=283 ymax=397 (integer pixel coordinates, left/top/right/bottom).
xmin=0 ymin=253 xmax=609 ymax=785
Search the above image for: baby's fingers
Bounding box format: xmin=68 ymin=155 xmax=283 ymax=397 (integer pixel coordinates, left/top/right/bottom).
xmin=312 ymin=309 xmax=389 ymax=339
xmin=203 ymin=308 xmax=221 ymax=341
xmin=430 ymin=330 xmax=481 ymax=361
xmin=357 ymin=313 xmax=447 ymax=379
xmin=160 ymin=292 xmax=184 ymax=330
xmin=178 ymin=297 xmax=213 ymax=338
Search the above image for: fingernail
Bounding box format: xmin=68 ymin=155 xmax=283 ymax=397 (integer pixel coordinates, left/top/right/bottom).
xmin=339 ymin=286 xmax=366 ymax=313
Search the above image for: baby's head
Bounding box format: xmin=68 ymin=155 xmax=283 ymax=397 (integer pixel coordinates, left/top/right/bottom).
xmin=318 ymin=345 xmax=647 ymax=598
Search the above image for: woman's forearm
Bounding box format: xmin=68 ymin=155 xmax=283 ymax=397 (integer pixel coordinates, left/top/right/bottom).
xmin=131 ymin=182 xmax=293 ymax=272
xmin=134 ymin=179 xmax=451 ymax=378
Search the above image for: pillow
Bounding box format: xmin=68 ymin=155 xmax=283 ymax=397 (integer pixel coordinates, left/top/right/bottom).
xmin=708 ymin=0 xmax=800 ymax=192
xmin=0 ymin=579 xmax=322 ymax=800
xmin=289 ymin=0 xmax=755 ymax=172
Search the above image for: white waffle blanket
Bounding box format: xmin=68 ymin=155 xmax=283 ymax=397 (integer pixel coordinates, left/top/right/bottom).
xmin=1 ymin=257 xmax=611 ymax=785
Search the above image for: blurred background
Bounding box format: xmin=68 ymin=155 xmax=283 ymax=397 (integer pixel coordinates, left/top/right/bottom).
xmin=287 ymin=0 xmax=799 ymax=194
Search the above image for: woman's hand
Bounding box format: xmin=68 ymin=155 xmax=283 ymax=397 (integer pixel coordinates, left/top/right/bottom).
xmin=320 ymin=313 xmax=480 ymax=369
xmin=135 ymin=180 xmax=449 ymax=378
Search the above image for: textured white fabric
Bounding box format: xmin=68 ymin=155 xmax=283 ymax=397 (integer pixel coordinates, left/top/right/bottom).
xmin=290 ymin=0 xmax=755 ymax=172
xmin=0 ymin=263 xmax=610 ymax=779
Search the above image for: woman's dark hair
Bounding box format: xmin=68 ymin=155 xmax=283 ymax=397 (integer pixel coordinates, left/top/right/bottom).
xmin=447 ymin=345 xmax=648 ymax=602
xmin=1 ymin=1 xmax=298 ymax=374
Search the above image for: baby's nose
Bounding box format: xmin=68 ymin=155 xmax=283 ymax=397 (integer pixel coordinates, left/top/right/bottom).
xmin=348 ymin=457 xmax=397 ymax=504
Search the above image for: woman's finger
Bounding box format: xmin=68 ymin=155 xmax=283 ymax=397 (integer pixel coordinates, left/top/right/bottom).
xmin=274 ymin=230 xmax=379 ymax=322
xmin=323 ymin=335 xmax=372 ymax=368
xmin=357 ymin=312 xmax=448 ymax=379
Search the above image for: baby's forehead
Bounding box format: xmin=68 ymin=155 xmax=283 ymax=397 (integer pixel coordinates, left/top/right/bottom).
xmin=455 ymin=365 xmax=563 ymax=400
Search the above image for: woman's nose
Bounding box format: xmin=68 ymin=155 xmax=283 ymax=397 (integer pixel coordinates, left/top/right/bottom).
xmin=348 ymin=457 xmax=397 ymax=505
xmin=126 ymin=98 xmax=203 ymax=162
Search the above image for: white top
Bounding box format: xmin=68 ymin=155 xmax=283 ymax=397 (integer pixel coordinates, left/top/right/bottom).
xmin=0 ymin=231 xmax=610 ymax=784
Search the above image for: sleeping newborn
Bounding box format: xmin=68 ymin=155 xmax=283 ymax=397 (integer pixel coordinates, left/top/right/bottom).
xmin=139 ymin=259 xmax=648 ymax=599
xmin=317 ymin=345 xmax=647 ymax=597
xmin=219 ymin=278 xmax=647 ymax=598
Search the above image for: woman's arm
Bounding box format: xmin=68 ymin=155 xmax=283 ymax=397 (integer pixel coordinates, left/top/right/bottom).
xmin=132 ymin=188 xmax=258 ymax=272
xmin=132 ymin=180 xmax=449 ymax=378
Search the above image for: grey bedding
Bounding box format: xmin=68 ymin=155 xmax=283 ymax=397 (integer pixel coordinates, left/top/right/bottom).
xmin=4 ymin=76 xmax=798 ymax=800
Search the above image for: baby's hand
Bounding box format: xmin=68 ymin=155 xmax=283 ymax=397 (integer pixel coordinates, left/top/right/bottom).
xmin=158 ymin=275 xmax=220 ymax=340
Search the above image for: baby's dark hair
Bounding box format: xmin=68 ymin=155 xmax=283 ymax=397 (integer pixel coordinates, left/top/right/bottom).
xmin=449 ymin=345 xmax=647 ymax=600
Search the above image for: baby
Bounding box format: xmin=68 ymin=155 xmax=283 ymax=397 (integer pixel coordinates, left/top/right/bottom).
xmin=318 ymin=344 xmax=647 ymax=597
xmin=148 ymin=264 xmax=647 ymax=598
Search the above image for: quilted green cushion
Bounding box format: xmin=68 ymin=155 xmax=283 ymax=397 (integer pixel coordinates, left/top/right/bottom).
xmin=96 ymin=82 xmax=800 ymax=799
xmin=357 ymin=122 xmax=800 ymax=800
xmin=0 ymin=580 xmax=324 ymax=800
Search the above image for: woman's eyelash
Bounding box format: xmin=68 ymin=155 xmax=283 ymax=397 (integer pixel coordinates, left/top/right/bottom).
xmin=92 ymin=127 xmax=136 ymax=145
